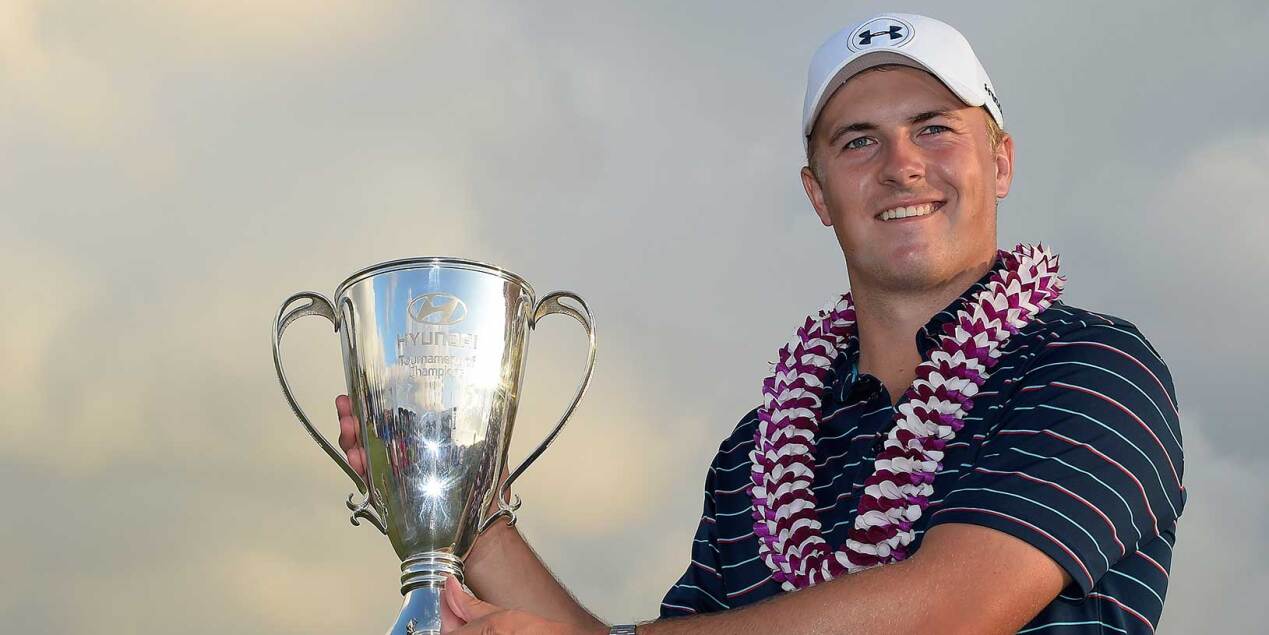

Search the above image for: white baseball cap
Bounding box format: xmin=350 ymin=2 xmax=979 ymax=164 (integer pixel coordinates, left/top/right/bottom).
xmin=801 ymin=13 xmax=1004 ymax=151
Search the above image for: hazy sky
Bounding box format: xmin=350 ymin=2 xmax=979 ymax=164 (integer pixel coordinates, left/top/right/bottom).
xmin=3 ymin=1 xmax=1267 ymax=633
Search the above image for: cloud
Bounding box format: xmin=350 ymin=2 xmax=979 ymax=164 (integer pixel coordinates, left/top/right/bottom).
xmin=0 ymin=238 xmax=105 ymax=462
xmin=217 ymin=547 xmax=388 ymax=634
xmin=0 ymin=0 xmax=396 ymax=147
xmin=132 ymin=0 xmax=394 ymax=56
xmin=1161 ymin=413 xmax=1269 ymax=632
xmin=0 ymin=1 xmax=129 ymax=144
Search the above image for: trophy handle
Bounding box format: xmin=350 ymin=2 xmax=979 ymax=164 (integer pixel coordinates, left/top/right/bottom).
xmin=272 ymin=291 xmax=388 ymax=535
xmin=479 ymin=290 xmax=596 ymax=533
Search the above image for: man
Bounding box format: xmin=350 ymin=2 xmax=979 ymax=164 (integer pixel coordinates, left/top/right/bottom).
xmin=336 ymin=13 xmax=1184 ymax=634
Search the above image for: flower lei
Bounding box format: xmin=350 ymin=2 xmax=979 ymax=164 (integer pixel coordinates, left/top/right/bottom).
xmin=748 ymin=243 xmax=1064 ymax=590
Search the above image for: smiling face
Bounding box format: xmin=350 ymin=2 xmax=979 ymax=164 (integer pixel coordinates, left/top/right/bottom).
xmin=802 ymin=65 xmax=1014 ymax=294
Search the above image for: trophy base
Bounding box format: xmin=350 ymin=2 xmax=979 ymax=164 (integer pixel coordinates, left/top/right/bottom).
xmin=386 ymin=552 xmax=464 ymax=635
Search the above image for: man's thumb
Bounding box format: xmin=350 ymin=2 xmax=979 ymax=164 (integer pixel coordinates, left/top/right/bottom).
xmin=443 ymin=575 xmax=499 ymax=623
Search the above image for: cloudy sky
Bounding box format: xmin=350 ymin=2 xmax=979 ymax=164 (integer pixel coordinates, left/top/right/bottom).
xmin=3 ymin=1 xmax=1267 ymax=632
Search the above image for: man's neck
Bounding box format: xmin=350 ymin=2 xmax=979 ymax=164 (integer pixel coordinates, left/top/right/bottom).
xmin=851 ymin=257 xmax=995 ymax=405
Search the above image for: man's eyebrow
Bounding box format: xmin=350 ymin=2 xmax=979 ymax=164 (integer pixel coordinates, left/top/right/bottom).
xmin=824 ymin=108 xmax=963 ymax=146
xmin=910 ymin=108 xmax=962 ymax=124
xmin=826 ymin=121 xmax=876 ymax=147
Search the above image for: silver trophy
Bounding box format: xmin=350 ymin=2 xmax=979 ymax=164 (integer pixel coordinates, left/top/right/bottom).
xmin=271 ymin=257 xmax=595 ymax=635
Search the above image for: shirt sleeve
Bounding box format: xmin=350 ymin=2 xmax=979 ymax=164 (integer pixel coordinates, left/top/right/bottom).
xmin=927 ymin=323 xmax=1186 ymax=595
xmin=660 ymin=450 xmax=731 ymax=617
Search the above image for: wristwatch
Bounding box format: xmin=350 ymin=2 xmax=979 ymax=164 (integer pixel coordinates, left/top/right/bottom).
xmin=609 ymin=625 xmax=638 ymax=635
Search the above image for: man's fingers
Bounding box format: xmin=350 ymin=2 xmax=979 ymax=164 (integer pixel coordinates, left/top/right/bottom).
xmin=338 ymin=414 xmax=360 ymax=452
xmin=335 ymin=395 xmax=366 ymax=477
xmin=443 ymin=576 xmax=500 ymax=623
xmin=441 ymin=577 xmax=467 ymax=632
xmin=335 ymin=394 xmax=353 ymax=418
xmin=443 ymin=576 xmax=472 ymax=622
xmin=439 ymin=600 xmax=464 ymax=633
xmin=344 ymin=448 xmax=361 ymax=477
xmin=339 ymin=415 xmax=367 ymax=478
xmin=355 ymin=447 xmax=368 ymax=478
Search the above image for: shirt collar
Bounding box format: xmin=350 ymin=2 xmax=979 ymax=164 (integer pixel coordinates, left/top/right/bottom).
xmin=914 ymin=254 xmax=1004 ymax=358
xmin=831 ymin=254 xmax=1004 ymax=401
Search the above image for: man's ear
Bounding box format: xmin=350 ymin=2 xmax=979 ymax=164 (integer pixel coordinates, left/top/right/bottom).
xmin=993 ymin=133 xmax=1015 ymax=200
xmin=801 ymin=165 xmax=834 ymax=227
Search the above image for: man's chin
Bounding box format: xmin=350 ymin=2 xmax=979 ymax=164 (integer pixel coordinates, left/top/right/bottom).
xmin=855 ymin=250 xmax=948 ymax=291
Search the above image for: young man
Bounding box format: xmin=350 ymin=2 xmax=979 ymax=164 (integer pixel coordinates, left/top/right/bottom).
xmin=337 ymin=13 xmax=1184 ymax=634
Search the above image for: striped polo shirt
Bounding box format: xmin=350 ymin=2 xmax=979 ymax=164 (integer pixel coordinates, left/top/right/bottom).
xmin=661 ymin=262 xmax=1186 ymax=633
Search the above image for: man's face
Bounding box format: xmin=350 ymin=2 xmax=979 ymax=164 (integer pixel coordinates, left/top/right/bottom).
xmin=802 ymin=66 xmax=1014 ymax=293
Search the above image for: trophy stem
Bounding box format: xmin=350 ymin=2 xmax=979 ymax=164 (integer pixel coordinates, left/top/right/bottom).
xmin=387 ymin=552 xmax=464 ymax=635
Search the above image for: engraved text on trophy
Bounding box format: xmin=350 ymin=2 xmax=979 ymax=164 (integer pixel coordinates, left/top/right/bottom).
xmin=398 ymin=293 xmax=480 ymax=379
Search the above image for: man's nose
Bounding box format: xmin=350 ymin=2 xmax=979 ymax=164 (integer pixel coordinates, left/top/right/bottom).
xmin=878 ymin=136 xmax=925 ymax=186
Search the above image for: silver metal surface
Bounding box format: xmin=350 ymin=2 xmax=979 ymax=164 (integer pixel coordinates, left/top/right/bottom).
xmin=272 ymin=257 xmax=596 ymax=635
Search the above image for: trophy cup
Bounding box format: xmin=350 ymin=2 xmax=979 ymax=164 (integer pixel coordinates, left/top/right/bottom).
xmin=271 ymin=257 xmax=596 ymax=635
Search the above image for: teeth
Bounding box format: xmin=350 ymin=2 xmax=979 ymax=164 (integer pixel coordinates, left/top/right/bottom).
xmin=879 ymin=203 xmax=937 ymax=221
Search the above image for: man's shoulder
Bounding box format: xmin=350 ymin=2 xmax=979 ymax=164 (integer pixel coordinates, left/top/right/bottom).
xmin=1016 ymin=300 xmax=1170 ymax=371
xmin=1030 ymin=300 xmax=1146 ymax=338
xmin=1006 ymin=299 xmax=1179 ymax=409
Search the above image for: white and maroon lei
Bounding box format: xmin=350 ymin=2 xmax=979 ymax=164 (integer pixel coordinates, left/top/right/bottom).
xmin=748 ymin=243 xmax=1064 ymax=590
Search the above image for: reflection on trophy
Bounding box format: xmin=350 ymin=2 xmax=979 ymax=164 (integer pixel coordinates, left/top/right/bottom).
xmin=271 ymin=258 xmax=596 ymax=635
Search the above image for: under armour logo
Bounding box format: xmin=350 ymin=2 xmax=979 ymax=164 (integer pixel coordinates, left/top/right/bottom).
xmin=847 ymin=17 xmax=914 ymax=52
xmin=858 ymin=25 xmax=904 ymax=46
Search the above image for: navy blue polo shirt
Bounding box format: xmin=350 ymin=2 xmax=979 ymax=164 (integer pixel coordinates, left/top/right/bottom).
xmin=661 ymin=263 xmax=1186 ymax=633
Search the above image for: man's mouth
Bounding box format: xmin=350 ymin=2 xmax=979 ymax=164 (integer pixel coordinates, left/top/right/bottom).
xmin=877 ymin=201 xmax=944 ymax=222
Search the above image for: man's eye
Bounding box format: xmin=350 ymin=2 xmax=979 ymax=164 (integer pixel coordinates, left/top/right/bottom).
xmin=844 ymin=137 xmax=873 ymax=150
xmin=922 ymin=125 xmax=951 ymax=135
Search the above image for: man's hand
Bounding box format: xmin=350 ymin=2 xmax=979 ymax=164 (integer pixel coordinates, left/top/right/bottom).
xmin=441 ymin=575 xmax=605 ymax=635
xmin=335 ymin=395 xmax=367 ymax=477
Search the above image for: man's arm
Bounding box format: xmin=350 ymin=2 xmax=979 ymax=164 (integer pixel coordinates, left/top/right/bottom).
xmin=462 ymin=519 xmax=605 ymax=629
xmin=644 ymin=523 xmax=1070 ymax=635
